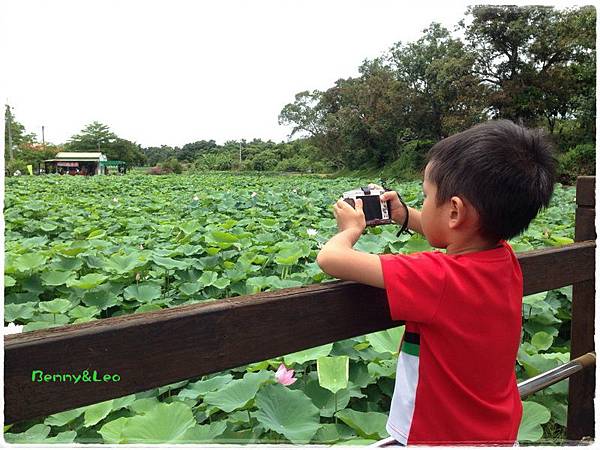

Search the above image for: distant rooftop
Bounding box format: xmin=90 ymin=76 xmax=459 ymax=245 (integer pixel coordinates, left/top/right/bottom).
xmin=55 ymin=152 xmax=106 ymax=160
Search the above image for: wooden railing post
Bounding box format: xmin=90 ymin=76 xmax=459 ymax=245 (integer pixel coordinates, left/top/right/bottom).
xmin=567 ymin=176 xmax=596 ymax=440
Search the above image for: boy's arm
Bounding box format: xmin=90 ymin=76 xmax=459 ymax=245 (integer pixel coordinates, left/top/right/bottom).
xmin=316 ymin=229 xmax=385 ymax=289
xmin=404 ymin=207 xmax=424 ymax=236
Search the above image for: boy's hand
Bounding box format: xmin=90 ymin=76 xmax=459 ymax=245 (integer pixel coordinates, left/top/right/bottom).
xmin=332 ymin=198 xmax=366 ymax=242
xmin=368 ymin=183 xmax=407 ymax=225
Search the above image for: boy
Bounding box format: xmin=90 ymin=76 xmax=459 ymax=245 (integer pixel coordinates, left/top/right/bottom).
xmin=316 ymin=120 xmax=556 ymax=446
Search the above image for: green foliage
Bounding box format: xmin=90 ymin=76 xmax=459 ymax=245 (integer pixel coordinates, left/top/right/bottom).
xmin=161 ymin=157 xmax=184 ymax=174
xmin=279 ymin=5 xmax=594 ymax=173
xmin=4 ymin=173 xmax=578 ymax=444
xmin=65 ymin=121 xmax=146 ymax=166
xmin=557 ymin=143 xmax=595 ymax=184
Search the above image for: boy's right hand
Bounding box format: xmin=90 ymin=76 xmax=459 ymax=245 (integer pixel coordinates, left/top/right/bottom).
xmin=368 ymin=183 xmax=407 ymax=225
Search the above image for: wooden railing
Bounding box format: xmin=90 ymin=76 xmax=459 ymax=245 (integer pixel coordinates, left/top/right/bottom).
xmin=5 ymin=177 xmax=596 ymax=441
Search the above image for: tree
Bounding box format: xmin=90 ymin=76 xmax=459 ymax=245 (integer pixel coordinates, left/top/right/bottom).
xmin=389 ymin=22 xmax=488 ymax=140
xmin=463 ymin=5 xmax=595 ymax=131
xmin=5 ymin=105 xmax=37 ymax=160
xmin=65 ymin=121 xmax=146 ymax=166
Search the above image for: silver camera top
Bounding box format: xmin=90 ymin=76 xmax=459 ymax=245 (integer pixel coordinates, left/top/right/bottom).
xmin=342 ymin=186 xmax=386 ymax=198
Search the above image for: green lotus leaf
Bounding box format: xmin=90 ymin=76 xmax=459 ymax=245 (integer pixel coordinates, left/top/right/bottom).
xmin=4 ymin=275 xmax=16 ymax=287
xmin=128 ymin=397 xmax=160 ymax=414
xmin=87 ymin=229 xmax=106 ymax=239
xmin=68 ymin=305 xmax=100 ymax=319
xmin=82 ymin=289 xmax=119 ymax=310
xmin=23 ymin=321 xmax=59 ymax=332
xmin=84 ymin=400 xmax=114 ymax=427
xmin=402 ymin=235 xmax=431 ymax=253
xmin=38 ymin=298 xmax=72 ymax=314
xmin=51 ymin=256 xmax=84 ymax=272
xmin=123 ymin=283 xmax=161 ymax=303
xmin=210 ymin=230 xmax=239 ymax=243
xmin=152 ymin=255 xmax=189 ymax=270
xmin=67 ymin=273 xmax=108 ymax=289
xmin=313 ymin=423 xmax=356 ymax=443
xmin=40 ymin=222 xmax=58 ymax=232
xmin=21 ymin=274 xmax=45 ymax=294
xmin=179 ymin=282 xmax=201 ymax=295
xmin=179 ymin=244 xmax=203 ymax=256
xmin=179 ymin=222 xmax=201 ymax=234
xmin=173 ymin=421 xmax=227 ymax=443
xmin=269 ymin=278 xmax=303 ymax=290
xmin=304 ymin=379 xmax=351 ymax=417
xmin=367 ymin=360 xmax=396 ymax=379
xmin=44 ymin=431 xmax=77 ymax=443
xmin=213 ymin=277 xmax=231 ymax=289
xmin=317 ymin=356 xmax=349 ymax=394
xmin=531 ymin=331 xmax=554 ymax=351
xmin=274 ymin=247 xmax=302 ymax=265
xmin=354 ymin=234 xmax=384 ymax=254
xmin=254 ymin=383 xmax=321 ymax=444
xmin=135 ymin=304 xmax=163 ymax=313
xmin=4 ymin=423 xmax=51 ymax=443
xmin=334 ymin=409 xmax=389 ymax=440
xmin=44 ymin=407 xmax=85 ymax=427
xmin=204 ymin=371 xmax=271 ymax=412
xmin=14 ymin=253 xmax=47 ymax=272
xmin=365 ymin=326 xmax=404 ymax=355
xmin=5 ymin=302 xmax=36 ymax=322
xmin=106 ymin=253 xmax=145 ymax=274
xmin=518 ymin=401 xmax=551 ymax=442
xmin=284 ymin=343 xmax=333 ymax=366
xmin=120 ymin=402 xmax=196 ymax=443
xmin=198 ymin=270 xmax=218 ymax=287
xmin=41 ymin=270 xmax=76 ymax=286
xmin=349 ymin=362 xmax=372 ymax=388
xmin=111 ymin=394 xmax=137 ymax=411
xmin=99 ymin=417 xmax=129 ymax=444
xmin=178 ymin=374 xmax=234 ymax=400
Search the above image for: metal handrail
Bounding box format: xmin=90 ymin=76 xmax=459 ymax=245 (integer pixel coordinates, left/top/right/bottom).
xmin=370 ymin=352 xmax=596 ymax=447
xmin=518 ymin=352 xmax=596 ymax=398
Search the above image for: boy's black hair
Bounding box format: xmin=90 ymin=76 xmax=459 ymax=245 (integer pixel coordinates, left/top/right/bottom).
xmin=425 ymin=120 xmax=557 ymax=241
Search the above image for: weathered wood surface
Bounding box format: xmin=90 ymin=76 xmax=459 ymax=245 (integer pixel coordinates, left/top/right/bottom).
xmin=575 ymin=176 xmax=595 ymax=208
xmin=567 ymin=176 xmax=596 ymax=440
xmin=4 ymin=241 xmax=595 ymax=424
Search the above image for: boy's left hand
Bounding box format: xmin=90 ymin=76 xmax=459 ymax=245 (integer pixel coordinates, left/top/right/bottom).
xmin=332 ymin=198 xmax=366 ymax=240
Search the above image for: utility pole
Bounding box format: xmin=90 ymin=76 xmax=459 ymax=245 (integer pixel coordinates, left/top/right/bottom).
xmin=42 ymin=126 xmax=45 ymax=147
xmin=5 ymin=104 xmax=14 ymax=161
xmin=239 ymin=142 xmax=242 ymax=170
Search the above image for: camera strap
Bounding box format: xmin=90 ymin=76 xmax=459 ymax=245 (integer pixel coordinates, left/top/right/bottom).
xmin=394 ymin=192 xmax=413 ymax=237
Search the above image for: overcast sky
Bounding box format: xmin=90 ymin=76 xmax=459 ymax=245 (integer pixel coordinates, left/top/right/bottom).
xmin=0 ymin=0 xmax=585 ymax=147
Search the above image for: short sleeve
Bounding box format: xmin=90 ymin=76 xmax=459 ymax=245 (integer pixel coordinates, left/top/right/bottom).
xmin=379 ymin=251 xmax=447 ymax=323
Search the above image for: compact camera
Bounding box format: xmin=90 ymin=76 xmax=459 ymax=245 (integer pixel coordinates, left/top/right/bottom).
xmin=342 ymin=186 xmax=392 ymax=226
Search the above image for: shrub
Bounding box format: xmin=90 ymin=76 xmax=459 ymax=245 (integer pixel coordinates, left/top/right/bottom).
xmin=249 ymin=150 xmax=280 ymax=171
xmin=147 ymin=165 xmax=171 ymax=175
xmin=6 ymin=159 xmax=28 ymax=175
xmin=384 ymin=139 xmax=434 ymax=181
xmin=557 ymin=143 xmax=596 ymax=184
xmin=161 ymin=158 xmax=183 ymax=174
xmin=275 ymin=157 xmax=311 ymax=172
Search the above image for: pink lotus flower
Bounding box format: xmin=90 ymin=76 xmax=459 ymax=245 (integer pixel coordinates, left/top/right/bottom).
xmin=275 ymin=363 xmax=297 ymax=386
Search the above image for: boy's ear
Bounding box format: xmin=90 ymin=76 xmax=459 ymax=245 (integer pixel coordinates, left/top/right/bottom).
xmin=448 ymin=196 xmax=469 ymax=229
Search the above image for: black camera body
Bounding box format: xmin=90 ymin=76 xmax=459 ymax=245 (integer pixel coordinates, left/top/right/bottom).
xmin=342 ymin=186 xmax=392 ymax=226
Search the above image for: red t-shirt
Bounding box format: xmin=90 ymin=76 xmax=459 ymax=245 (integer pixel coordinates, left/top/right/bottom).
xmin=379 ymin=240 xmax=523 ymax=446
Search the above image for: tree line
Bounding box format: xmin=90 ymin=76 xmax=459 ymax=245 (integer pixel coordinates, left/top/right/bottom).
xmin=279 ymin=5 xmax=595 ymax=182
xmin=5 ymin=5 xmax=595 ymax=182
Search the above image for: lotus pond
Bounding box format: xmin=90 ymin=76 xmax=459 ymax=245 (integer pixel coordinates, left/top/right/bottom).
xmin=4 ymin=172 xmax=576 ymax=444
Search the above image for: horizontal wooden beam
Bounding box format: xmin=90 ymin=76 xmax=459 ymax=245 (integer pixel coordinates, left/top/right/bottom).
xmin=4 ymin=241 xmax=595 ymax=424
